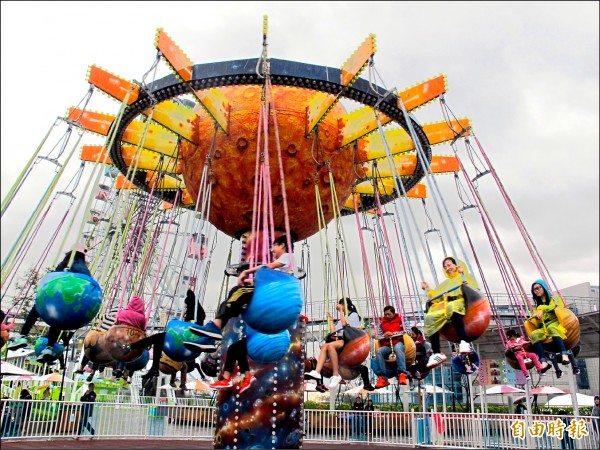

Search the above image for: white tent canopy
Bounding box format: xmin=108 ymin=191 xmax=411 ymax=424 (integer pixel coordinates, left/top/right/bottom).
xmin=482 ymin=385 xmax=525 ymax=395
xmin=345 ymin=385 xmax=394 ymax=395
xmin=544 ymin=393 xmax=596 ymax=407
xmin=421 ymin=384 xmax=453 ymax=394
xmin=1 ymin=361 xmax=34 ymax=376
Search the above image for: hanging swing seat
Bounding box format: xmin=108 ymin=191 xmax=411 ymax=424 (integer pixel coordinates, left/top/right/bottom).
xmin=336 ymin=326 xmax=371 ymax=367
xmin=436 ymin=284 xmax=491 ymax=343
xmin=373 ymin=333 xmax=416 ymax=370
xmin=523 ymin=307 xmax=580 ymax=352
xmin=124 ymin=350 xmax=150 ymax=372
xmin=504 ymin=348 xmax=535 ymax=371
xmin=105 ymin=324 xmax=146 ymax=362
xmin=315 ymin=328 xmax=371 ymax=381
xmin=36 ymin=271 xmax=103 ymax=330
xmin=84 ymin=330 xmax=115 ymax=366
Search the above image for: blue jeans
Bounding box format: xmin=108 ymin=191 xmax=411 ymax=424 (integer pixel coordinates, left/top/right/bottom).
xmin=375 ymin=342 xmax=407 ymax=377
xmin=352 ymin=414 xmax=365 ymax=439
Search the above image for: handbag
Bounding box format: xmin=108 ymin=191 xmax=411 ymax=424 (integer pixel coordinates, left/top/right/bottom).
xmin=325 ymin=330 xmax=343 ymax=343
xmin=325 ymin=325 xmax=365 ymax=343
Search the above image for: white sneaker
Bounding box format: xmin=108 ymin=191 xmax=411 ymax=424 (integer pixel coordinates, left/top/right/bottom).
xmin=458 ymin=340 xmax=471 ymax=353
xmin=427 ymin=353 xmax=447 ymax=368
xmin=305 ymin=370 xmax=321 ymax=380
xmin=329 ymin=375 xmax=343 ymax=389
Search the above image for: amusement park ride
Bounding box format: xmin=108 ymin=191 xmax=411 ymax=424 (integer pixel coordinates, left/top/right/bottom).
xmin=0 ymin=16 xmax=582 ymax=449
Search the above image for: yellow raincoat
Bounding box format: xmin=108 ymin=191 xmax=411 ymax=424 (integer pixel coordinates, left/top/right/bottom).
xmin=527 ymin=279 xmax=567 ymax=344
xmin=424 ymin=259 xmax=479 ymax=337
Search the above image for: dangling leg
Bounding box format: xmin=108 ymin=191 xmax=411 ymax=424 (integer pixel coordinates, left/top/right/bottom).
xmin=531 ymin=342 xmax=551 ymax=373
xmin=450 ymin=313 xmax=468 ymax=342
xmin=179 ymin=362 xmax=188 ymax=389
xmin=76 ymin=355 xmax=90 ymax=374
xmin=7 ymin=307 xmax=40 ymax=350
xmin=313 ymin=342 xmax=330 ymax=374
xmin=547 ymin=352 xmax=562 ymax=378
xmin=568 ymin=351 xmax=580 ymax=375
xmin=211 ymin=339 xmax=251 ymax=390
xmin=429 ymin=332 xmax=441 ymax=354
xmin=426 ymin=332 xmax=447 ymax=368
xmin=357 ymin=365 xmax=374 ymax=391
xmin=527 ymin=351 xmax=543 ymax=374
xmin=130 ymin=332 xmax=165 ymax=351
xmin=190 ymin=287 xmax=254 ymax=344
xmin=141 ymin=334 xmax=165 ymax=379
xmin=326 ymin=342 xmax=344 ymax=388
xmin=393 ymin=342 xmax=408 ymax=385
xmin=513 ymin=351 xmax=529 ymax=378
xmin=552 ymin=336 xmax=569 ymax=364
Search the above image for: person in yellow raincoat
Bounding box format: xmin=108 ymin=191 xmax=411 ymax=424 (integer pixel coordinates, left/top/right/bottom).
xmin=421 ymin=257 xmax=478 ymax=368
xmin=527 ymin=279 xmax=569 ymax=365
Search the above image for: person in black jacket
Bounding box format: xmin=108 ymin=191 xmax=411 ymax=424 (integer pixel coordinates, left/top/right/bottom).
xmin=15 ymin=388 xmax=32 ymax=436
xmin=77 ymin=383 xmax=96 ymax=437
xmin=352 ymin=396 xmax=365 ymax=440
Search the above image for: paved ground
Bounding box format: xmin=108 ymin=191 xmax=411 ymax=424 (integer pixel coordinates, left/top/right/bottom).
xmin=0 ymin=438 xmax=426 ymax=449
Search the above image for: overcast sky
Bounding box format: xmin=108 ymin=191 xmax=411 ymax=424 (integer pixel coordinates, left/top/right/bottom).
xmin=1 ymin=2 xmax=598 ymax=312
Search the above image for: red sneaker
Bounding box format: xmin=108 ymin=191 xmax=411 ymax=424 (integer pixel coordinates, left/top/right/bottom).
xmin=210 ymin=378 xmax=233 ymax=389
xmin=398 ymin=373 xmax=408 ymax=385
xmin=374 ymin=376 xmax=390 ymax=389
xmin=239 ymin=374 xmax=255 ymax=394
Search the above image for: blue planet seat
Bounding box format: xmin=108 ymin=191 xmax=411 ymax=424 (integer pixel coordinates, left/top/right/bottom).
xmin=242 ymin=267 xmax=303 ymax=334
xmin=36 ymin=271 xmax=103 ymax=330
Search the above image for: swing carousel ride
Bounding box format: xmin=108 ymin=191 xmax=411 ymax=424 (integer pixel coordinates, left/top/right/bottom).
xmin=0 ymin=16 xmax=582 ymax=450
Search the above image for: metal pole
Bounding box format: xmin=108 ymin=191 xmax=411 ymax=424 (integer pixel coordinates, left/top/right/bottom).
xmin=567 ymin=368 xmax=579 ymax=418
xmin=432 ymin=367 xmax=437 ymax=412
xmin=449 ymin=364 xmax=456 ymax=412
xmin=524 ymin=380 xmax=533 ymax=418
xmin=441 ymin=364 xmax=447 ymax=413
xmin=524 ymin=380 xmax=532 ymax=449
xmin=59 ymin=340 xmax=69 ymax=402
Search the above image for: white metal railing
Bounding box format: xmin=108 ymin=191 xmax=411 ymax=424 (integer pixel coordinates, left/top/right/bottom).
xmin=2 ymin=401 xmax=599 ymax=449
xmin=1 ymin=399 xmax=215 ymax=440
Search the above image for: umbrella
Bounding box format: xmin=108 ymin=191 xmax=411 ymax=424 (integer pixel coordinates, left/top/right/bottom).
xmin=530 ymin=385 xmax=570 ymax=395
xmin=1 ymin=361 xmax=34 ymax=376
xmin=40 ymin=372 xmax=75 ymax=383
xmin=421 ymin=384 xmax=453 ymax=394
xmin=545 ymin=393 xmax=596 ymax=407
xmin=483 ymin=385 xmax=525 ymax=395
xmin=184 ymin=380 xmax=210 ymax=391
xmin=1 ymin=375 xmax=35 ymax=381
